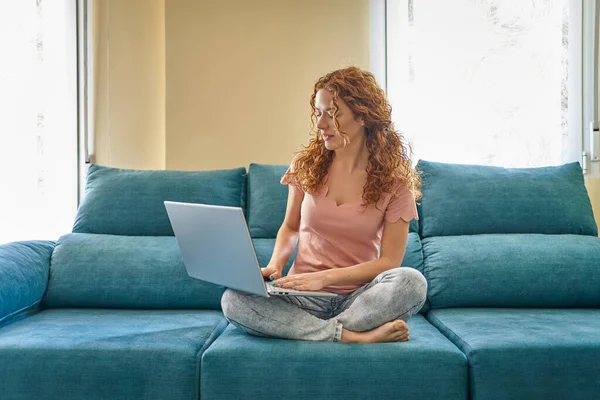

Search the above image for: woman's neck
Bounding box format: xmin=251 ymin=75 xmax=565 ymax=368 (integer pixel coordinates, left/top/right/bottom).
xmin=332 ymin=136 xmax=369 ymax=174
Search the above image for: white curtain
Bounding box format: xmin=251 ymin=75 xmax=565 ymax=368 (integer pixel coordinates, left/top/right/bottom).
xmin=0 ymin=0 xmax=78 ymax=244
xmin=386 ymin=0 xmax=581 ymax=168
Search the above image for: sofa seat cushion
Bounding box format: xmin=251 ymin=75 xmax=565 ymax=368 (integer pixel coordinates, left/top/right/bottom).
xmin=201 ymin=315 xmax=467 ymax=400
xmin=0 ymin=308 xmax=227 ymax=400
xmin=427 ymin=308 xmax=600 ymax=400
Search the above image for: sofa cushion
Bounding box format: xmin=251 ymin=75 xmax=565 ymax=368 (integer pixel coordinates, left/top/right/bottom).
xmin=0 ymin=308 xmax=227 ymax=400
xmin=0 ymin=241 xmax=54 ymax=328
xmin=43 ymin=233 xmax=226 ymax=309
xmin=247 ymin=163 xmax=288 ymax=238
xmin=422 ymin=234 xmax=600 ymax=308
xmin=401 ymin=232 xmax=423 ymax=274
xmin=247 ymin=163 xmax=418 ymax=238
xmin=427 ymin=308 xmax=600 ymax=400
xmin=201 ymin=315 xmax=467 ymax=400
xmin=43 ymin=234 xmax=312 ymax=310
xmin=252 ymin=238 xmax=297 ymax=275
xmin=416 ymin=160 xmax=597 ymax=238
xmin=73 ymin=164 xmax=247 ymax=236
xmin=403 ymin=232 xmax=429 ymax=313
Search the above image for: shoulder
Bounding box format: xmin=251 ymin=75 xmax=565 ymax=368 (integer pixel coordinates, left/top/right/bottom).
xmin=380 ymin=176 xmax=414 ymax=199
xmin=286 ymin=152 xmax=305 ymax=172
xmin=382 ymin=177 xmax=418 ymax=222
xmin=281 ymin=153 xmax=306 ymax=193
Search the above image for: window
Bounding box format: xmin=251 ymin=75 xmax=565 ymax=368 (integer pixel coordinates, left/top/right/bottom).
xmin=383 ymin=0 xmax=583 ymax=168
xmin=0 ymin=0 xmax=78 ymax=244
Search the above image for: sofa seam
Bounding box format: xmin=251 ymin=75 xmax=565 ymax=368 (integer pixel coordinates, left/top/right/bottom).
xmin=427 ymin=312 xmax=475 ymax=400
xmin=41 ymin=240 xmax=55 ymax=309
xmin=0 ymin=300 xmax=42 ymax=329
xmin=195 ymin=317 xmax=229 ymax=400
xmin=421 ymin=238 xmax=431 ymax=301
xmin=427 ymin=312 xmax=473 ymax=358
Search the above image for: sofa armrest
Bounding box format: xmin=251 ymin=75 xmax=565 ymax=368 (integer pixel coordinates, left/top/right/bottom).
xmin=0 ymin=240 xmax=55 ymax=327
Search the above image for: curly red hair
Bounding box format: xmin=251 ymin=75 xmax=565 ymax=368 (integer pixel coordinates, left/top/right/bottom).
xmin=287 ymin=66 xmax=421 ymax=208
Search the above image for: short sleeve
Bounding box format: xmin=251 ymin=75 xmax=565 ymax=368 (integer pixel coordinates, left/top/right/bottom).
xmin=384 ymin=183 xmax=418 ymax=223
xmin=280 ymin=156 xmax=304 ymax=196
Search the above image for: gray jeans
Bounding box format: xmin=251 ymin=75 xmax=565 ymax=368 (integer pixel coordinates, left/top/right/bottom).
xmin=221 ymin=267 xmax=427 ymax=342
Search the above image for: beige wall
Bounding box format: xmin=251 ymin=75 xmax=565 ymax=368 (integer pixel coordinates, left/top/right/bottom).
xmin=93 ymin=0 xmax=165 ymax=170
xmin=92 ymin=0 xmax=369 ymax=171
xmin=585 ymin=178 xmax=600 ymax=228
xmin=164 ymin=0 xmax=370 ymax=170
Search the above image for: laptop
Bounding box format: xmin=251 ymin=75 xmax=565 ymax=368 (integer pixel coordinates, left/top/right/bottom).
xmin=164 ymin=201 xmax=336 ymax=298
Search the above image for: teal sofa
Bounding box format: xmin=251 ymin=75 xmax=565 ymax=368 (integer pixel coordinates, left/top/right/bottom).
xmin=1 ymin=160 xmax=599 ymax=400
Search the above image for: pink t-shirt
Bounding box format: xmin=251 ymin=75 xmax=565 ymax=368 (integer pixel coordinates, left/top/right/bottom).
xmin=280 ymin=162 xmax=418 ymax=294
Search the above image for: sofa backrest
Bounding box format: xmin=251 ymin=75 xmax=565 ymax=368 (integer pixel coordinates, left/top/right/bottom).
xmin=43 ymin=233 xmax=226 ymax=309
xmin=247 ymin=163 xmax=419 ymax=238
xmin=45 ymin=163 xmax=424 ymax=310
xmin=43 ymin=232 xmax=425 ymax=310
xmin=246 ymin=164 xmax=289 ymax=238
xmin=72 ymin=164 xmax=247 ymax=236
xmin=423 ymin=234 xmax=600 ymax=308
xmin=416 ymin=160 xmax=597 ymax=238
xmin=418 ymin=160 xmax=600 ymax=308
xmin=44 ymin=165 xmax=247 ymax=309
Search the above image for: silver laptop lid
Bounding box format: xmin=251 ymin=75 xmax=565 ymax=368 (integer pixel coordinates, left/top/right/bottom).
xmin=164 ymin=201 xmax=269 ymax=297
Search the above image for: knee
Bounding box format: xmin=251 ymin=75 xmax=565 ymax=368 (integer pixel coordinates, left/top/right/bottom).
xmin=221 ymin=288 xmax=247 ymax=321
xmin=392 ymin=267 xmax=428 ymax=303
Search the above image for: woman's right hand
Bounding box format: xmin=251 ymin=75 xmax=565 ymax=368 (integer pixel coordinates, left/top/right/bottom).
xmin=261 ymin=264 xmax=283 ymax=281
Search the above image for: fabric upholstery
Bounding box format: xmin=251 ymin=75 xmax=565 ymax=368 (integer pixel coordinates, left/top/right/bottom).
xmin=0 ymin=308 xmax=227 ymax=400
xmin=72 ymin=164 xmax=247 ymax=236
xmin=201 ymin=315 xmax=467 ymax=400
xmin=422 ymin=234 xmax=600 ymax=308
xmin=247 ymin=164 xmax=289 ymax=238
xmin=416 ymin=160 xmax=597 ymax=237
xmin=402 ymin=232 xmax=423 ymax=273
xmin=247 ymin=163 xmax=419 ymax=237
xmin=403 ymin=232 xmax=429 ymax=314
xmin=252 ymin=238 xmax=297 ymax=275
xmin=0 ymin=241 xmax=54 ymax=328
xmin=43 ymin=233 xmax=226 ymax=309
xmin=428 ymin=308 xmax=600 ymax=400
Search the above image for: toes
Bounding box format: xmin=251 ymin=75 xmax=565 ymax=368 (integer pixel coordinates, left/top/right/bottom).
xmin=392 ymin=320 xmax=408 ymax=333
xmin=396 ymin=328 xmax=410 ymax=342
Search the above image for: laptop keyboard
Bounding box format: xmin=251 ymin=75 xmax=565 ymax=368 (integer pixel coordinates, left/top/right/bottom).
xmin=266 ymin=283 xmax=298 ymax=294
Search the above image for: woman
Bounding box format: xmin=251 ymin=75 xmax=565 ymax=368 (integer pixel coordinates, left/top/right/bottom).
xmin=221 ymin=66 xmax=427 ymax=343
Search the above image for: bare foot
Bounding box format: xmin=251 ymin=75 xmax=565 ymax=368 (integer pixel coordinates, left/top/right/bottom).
xmin=341 ymin=320 xmax=410 ymax=343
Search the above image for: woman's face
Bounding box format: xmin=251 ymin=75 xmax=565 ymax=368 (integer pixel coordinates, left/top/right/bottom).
xmin=314 ymin=89 xmax=364 ymax=151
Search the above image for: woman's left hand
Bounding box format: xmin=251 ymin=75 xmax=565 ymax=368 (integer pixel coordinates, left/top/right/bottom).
xmin=271 ymin=271 xmax=331 ymax=292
